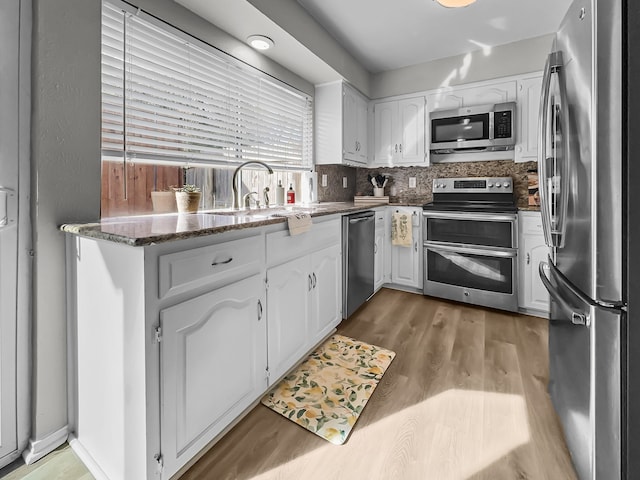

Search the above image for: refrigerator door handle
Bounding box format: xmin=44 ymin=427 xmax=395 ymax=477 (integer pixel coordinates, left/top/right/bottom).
xmin=541 ymin=255 xmax=626 ymax=313
xmin=537 ymin=51 xmax=570 ymax=250
xmin=539 ymin=260 xmax=591 ymax=327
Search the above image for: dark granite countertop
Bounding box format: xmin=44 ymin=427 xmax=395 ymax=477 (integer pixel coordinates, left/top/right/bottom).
xmin=60 ymin=202 xmax=388 ymax=247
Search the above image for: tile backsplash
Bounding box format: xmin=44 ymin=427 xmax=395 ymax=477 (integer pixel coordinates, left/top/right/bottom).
xmin=317 ymin=160 xmax=537 ymax=207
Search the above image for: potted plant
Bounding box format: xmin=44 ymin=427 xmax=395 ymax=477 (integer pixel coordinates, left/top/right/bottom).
xmin=174 ymin=184 xmax=202 ymax=213
xmin=151 ymin=187 xmax=178 ymax=213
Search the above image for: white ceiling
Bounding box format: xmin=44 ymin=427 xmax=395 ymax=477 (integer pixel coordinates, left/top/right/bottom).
xmin=175 ymin=0 xmax=572 ymax=86
xmin=296 ymin=0 xmax=572 ymax=73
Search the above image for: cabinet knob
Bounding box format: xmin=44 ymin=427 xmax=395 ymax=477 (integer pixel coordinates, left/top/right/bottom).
xmin=526 ymin=253 xmax=531 ymax=264
xmin=395 ymin=144 xmax=398 ymax=153
xmin=399 ymin=144 xmax=402 ymax=153
xmin=257 ymin=299 xmax=263 ymax=321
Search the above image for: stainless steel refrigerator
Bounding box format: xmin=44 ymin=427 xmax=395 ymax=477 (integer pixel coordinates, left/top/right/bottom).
xmin=537 ymin=0 xmax=626 ymax=478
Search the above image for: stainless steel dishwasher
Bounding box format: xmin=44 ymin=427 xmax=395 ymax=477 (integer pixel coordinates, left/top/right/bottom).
xmin=342 ymin=211 xmax=375 ymax=318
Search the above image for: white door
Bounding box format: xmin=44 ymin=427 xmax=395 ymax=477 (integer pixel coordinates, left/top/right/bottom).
xmin=391 ymin=209 xmax=422 ymax=288
xmin=374 ymin=222 xmax=385 ymax=291
xmin=342 ymin=86 xmax=358 ymax=159
xmin=516 ymin=75 xmax=543 ymax=162
xmin=266 ymin=255 xmax=311 ymax=381
xmin=0 ymin=0 xmax=20 ymax=464
xmin=373 ymin=101 xmax=396 ymax=166
xmin=396 ymin=97 xmax=425 ymax=165
xmin=310 ymin=244 xmax=342 ymax=343
xmin=356 ymin=95 xmax=368 ymax=162
xmin=523 ymin=238 xmax=551 ymax=312
xmin=160 ymin=275 xmax=267 ymax=479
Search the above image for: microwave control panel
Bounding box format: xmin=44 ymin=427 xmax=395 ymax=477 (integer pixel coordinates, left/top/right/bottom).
xmin=494 ymin=110 xmax=512 ymax=138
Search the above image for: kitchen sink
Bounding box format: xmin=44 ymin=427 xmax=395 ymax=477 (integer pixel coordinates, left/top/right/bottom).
xmin=205 ymin=206 xmax=317 ymax=219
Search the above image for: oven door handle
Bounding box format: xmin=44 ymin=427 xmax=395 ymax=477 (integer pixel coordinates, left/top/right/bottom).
xmin=422 ymin=211 xmax=517 ymax=222
xmin=424 ymin=242 xmax=517 ymax=258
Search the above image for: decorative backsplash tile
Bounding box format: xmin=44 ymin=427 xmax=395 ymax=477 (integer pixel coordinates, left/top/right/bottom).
xmin=316 ymin=160 xmax=537 ymax=206
xmin=315 ymin=164 xmax=357 ymax=202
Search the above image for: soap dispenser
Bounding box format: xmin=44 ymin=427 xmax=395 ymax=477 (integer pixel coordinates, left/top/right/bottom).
xmin=286 ymin=183 xmax=296 ymax=204
xmin=275 ymin=180 xmax=285 ymax=206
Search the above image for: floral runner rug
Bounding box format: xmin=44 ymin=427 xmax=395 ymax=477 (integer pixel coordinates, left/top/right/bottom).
xmin=261 ymin=334 xmax=396 ymax=445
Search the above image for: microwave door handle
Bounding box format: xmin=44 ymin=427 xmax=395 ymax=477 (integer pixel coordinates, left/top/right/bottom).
xmin=538 ymin=52 xmax=555 ymax=249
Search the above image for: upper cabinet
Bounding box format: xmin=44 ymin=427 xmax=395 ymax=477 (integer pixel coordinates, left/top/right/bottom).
xmin=315 ymin=81 xmax=368 ymax=166
xmin=426 ymin=80 xmax=516 ymax=112
xmin=515 ymin=74 xmax=543 ymax=163
xmin=371 ymin=96 xmax=426 ymax=167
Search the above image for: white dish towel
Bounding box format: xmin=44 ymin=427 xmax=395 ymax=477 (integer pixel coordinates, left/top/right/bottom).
xmin=287 ymin=212 xmax=312 ymax=236
xmin=391 ymin=211 xmax=412 ymax=247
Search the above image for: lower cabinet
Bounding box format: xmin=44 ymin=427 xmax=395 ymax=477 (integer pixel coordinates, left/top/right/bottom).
xmin=160 ymin=274 xmax=267 ymax=478
xmin=390 ymin=207 xmax=423 ymax=289
xmin=66 ymin=217 xmax=343 ymax=480
xmin=266 ymin=255 xmax=312 ymax=382
xmin=374 ymin=209 xmax=387 ymax=291
xmin=518 ymin=211 xmax=550 ymax=315
xmin=266 ymin=242 xmax=342 ymax=382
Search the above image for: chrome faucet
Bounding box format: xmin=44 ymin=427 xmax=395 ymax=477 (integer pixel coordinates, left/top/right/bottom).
xmin=231 ymin=161 xmax=274 ymax=209
xmin=243 ymin=192 xmax=259 ymax=208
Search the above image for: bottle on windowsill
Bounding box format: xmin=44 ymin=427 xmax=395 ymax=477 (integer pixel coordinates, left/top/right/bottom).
xmin=275 ymin=180 xmax=285 ymax=206
xmin=286 ymin=183 xmax=295 ymax=204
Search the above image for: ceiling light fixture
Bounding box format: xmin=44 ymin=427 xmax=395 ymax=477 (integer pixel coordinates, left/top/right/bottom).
xmin=247 ymin=35 xmax=274 ymax=51
xmin=435 ymin=0 xmax=476 ymax=8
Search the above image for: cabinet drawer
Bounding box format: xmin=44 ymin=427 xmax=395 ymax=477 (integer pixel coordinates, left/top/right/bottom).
xmin=267 ymin=218 xmax=340 ymax=267
xmin=519 ymin=211 xmax=544 ymax=235
xmin=159 ymin=235 xmax=264 ymax=299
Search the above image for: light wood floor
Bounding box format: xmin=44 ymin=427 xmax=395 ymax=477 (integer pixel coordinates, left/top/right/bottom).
xmin=180 ymin=288 xmax=576 ymax=480
xmin=1 ymin=288 xmax=577 ymax=480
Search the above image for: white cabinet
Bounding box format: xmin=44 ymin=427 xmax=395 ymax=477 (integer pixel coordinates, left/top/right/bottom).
xmin=518 ymin=211 xmax=550 ymax=315
xmin=372 ymin=96 xmax=426 ymax=166
xmin=266 ymin=255 xmax=312 ymax=382
xmin=427 ymin=81 xmax=516 ymax=113
xmin=160 ymin=274 xmax=267 ymax=477
xmin=316 ymin=81 xmax=368 ymax=166
xmin=374 ymin=209 xmax=389 ymax=291
xmin=266 ymin=219 xmax=342 ymax=381
xmin=310 ymin=244 xmax=342 ymax=342
xmin=390 ymin=207 xmax=423 ymax=289
xmin=515 ymin=74 xmax=543 ymax=163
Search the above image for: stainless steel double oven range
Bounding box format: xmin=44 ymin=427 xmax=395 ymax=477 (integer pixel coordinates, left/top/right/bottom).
xmin=422 ymin=177 xmax=518 ymax=312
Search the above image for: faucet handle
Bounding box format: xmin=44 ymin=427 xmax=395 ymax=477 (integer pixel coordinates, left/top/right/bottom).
xmin=263 ymin=187 xmax=270 ymax=207
xmin=243 ymin=191 xmax=259 ymax=208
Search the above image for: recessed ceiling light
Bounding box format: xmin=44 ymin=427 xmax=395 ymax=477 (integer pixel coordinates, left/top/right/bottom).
xmin=247 ymin=35 xmax=274 ymax=50
xmin=435 ymin=0 xmax=476 ymax=7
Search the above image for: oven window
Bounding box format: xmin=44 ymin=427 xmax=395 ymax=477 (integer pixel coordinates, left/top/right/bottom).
xmin=427 ymin=218 xmax=513 ymax=248
xmin=427 ymin=249 xmax=513 ymax=294
xmin=432 ymin=113 xmax=488 ymax=143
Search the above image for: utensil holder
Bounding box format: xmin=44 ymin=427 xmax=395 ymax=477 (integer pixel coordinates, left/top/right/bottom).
xmin=373 ymin=187 xmax=384 ymax=197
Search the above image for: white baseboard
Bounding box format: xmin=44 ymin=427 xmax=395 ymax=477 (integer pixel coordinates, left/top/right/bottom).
xmin=22 ymin=426 xmax=68 ymax=465
xmin=68 ymin=434 xmax=110 ymax=480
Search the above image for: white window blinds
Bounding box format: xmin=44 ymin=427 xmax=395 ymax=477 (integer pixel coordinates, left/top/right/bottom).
xmin=101 ymin=2 xmax=313 ymax=169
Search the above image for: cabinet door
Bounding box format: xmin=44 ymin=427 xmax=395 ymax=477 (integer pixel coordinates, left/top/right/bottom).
xmin=391 ymin=209 xmax=422 ymax=288
xmin=522 ymin=236 xmax=551 ymax=312
xmin=396 ymin=97 xmax=426 ymax=165
xmin=516 ymin=75 xmax=543 ymax=162
xmin=160 ymin=275 xmax=267 ymax=479
xmin=310 ymin=244 xmax=342 ymax=343
xmin=374 ymin=224 xmax=385 ymax=291
xmin=461 ymin=81 xmax=517 ymax=106
xmin=343 ymin=86 xmax=358 ymax=160
xmin=426 ymin=91 xmax=463 ymax=112
xmin=356 ymin=95 xmax=368 ymax=162
xmin=373 ymin=100 xmax=396 ymax=166
xmin=267 ymin=255 xmax=312 ymax=381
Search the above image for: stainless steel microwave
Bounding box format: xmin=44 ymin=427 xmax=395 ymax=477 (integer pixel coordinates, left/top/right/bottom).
xmin=429 ymin=102 xmax=516 ymax=155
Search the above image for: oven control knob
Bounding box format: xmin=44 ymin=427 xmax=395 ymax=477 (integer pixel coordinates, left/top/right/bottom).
xmin=503 ymin=182 xmax=510 ymax=188
xmin=487 ymin=182 xmax=494 ymax=188
xmin=496 ymin=183 xmax=502 ymax=188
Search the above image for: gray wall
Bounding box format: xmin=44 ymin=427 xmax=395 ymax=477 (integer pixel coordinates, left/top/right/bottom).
xmin=370 ymin=34 xmax=554 ymax=99
xmin=31 ymin=0 xmax=101 ymax=440
xmin=29 ymin=0 xmax=314 ymax=446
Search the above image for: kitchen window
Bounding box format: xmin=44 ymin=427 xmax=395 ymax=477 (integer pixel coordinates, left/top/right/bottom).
xmin=101 ymin=1 xmax=312 ymax=217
